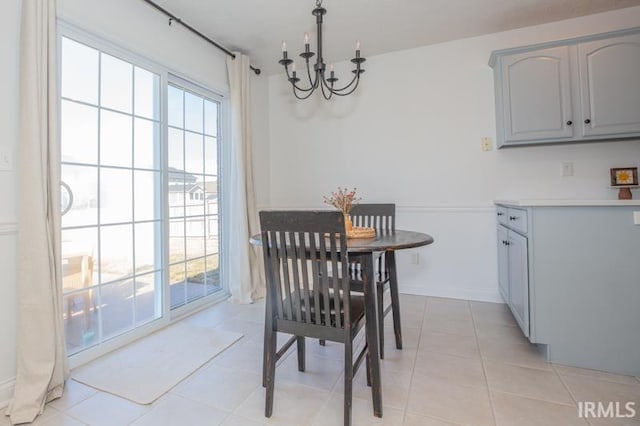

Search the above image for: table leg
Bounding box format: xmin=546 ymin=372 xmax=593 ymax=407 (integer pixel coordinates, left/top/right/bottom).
xmin=387 ymin=250 xmax=402 ymax=349
xmin=361 ymin=253 xmax=383 ymax=417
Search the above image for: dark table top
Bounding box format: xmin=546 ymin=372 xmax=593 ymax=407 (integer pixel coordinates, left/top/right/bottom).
xmin=250 ymin=229 xmax=434 ymax=253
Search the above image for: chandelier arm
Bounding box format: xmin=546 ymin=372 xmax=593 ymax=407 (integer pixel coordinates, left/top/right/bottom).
xmin=319 ymin=78 xmax=334 ymax=100
xmin=292 ymin=84 xmax=317 ymax=100
xmin=285 ymin=66 xmax=316 ymax=92
xmin=326 ymin=70 xmax=360 ymax=93
xmin=329 ymin=75 xmax=361 ymax=96
xmin=291 ymin=78 xmax=315 ymax=100
xmin=304 ymin=59 xmax=317 ymax=88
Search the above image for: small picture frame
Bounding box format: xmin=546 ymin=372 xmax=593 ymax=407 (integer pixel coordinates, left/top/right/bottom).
xmin=610 ymin=167 xmax=638 ymax=187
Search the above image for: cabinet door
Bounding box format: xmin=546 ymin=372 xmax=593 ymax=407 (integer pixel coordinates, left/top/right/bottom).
xmin=497 ymin=226 xmax=509 ymax=303
xmin=508 ymin=232 xmax=529 ymax=337
xmin=501 ymin=46 xmax=574 ymax=143
xmin=579 ymin=33 xmax=640 ymax=136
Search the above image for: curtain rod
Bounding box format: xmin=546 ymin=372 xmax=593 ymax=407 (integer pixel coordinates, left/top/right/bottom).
xmin=140 ymin=0 xmax=261 ymax=75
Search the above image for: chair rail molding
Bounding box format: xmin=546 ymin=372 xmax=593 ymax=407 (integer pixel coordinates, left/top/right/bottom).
xmin=0 ymin=222 xmax=17 ymax=236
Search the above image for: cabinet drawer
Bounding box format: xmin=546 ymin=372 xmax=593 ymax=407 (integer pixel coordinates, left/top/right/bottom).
xmin=507 ymin=208 xmax=528 ymax=235
xmin=496 ymin=206 xmax=509 ymax=226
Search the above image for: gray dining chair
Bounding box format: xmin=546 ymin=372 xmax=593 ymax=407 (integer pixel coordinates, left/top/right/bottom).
xmin=259 ymin=210 xmax=377 ymax=426
xmin=348 ymin=203 xmax=400 ymax=358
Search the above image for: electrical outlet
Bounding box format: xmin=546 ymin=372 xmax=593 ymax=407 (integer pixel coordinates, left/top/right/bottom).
xmin=410 ymin=253 xmax=420 ymax=265
xmin=481 ymin=137 xmax=492 ymax=151
xmin=562 ymin=162 xmax=573 ymax=177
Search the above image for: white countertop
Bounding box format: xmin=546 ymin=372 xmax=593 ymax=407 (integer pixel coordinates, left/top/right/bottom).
xmin=495 ymin=199 xmax=640 ymax=207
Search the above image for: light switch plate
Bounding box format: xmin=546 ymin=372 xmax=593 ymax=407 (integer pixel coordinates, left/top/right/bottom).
xmin=634 ymin=211 xmax=640 ymax=225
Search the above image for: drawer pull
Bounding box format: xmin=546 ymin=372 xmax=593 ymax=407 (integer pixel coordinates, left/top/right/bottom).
xmin=497 ymin=212 xmax=504 ymax=216
xmin=509 ymin=216 xmax=518 ymax=221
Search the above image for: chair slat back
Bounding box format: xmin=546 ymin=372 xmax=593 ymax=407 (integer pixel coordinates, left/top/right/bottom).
xmin=260 ymin=211 xmax=351 ymax=329
xmin=350 ymin=203 xmax=396 ymax=231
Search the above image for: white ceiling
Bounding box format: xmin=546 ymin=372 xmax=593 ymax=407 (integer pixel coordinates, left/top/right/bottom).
xmin=152 ymin=0 xmax=640 ymax=74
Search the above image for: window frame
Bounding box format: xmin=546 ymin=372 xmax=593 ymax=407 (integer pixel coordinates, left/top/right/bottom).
xmin=57 ymin=21 xmax=230 ymax=368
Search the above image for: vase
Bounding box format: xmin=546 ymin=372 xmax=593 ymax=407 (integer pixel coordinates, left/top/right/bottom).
xmin=344 ymin=213 xmax=353 ymax=232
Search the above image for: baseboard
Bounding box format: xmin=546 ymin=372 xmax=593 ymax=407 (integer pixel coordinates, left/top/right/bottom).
xmin=400 ymin=284 xmax=504 ymax=304
xmin=0 ymin=377 xmax=14 ymax=410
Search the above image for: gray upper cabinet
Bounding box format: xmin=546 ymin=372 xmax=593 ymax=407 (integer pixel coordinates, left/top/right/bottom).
xmin=501 ymin=46 xmax=573 ymax=143
xmin=578 ymin=33 xmax=640 ymax=137
xmin=490 ymin=27 xmax=640 ymax=148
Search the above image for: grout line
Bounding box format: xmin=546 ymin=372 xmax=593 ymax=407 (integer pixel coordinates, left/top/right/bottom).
xmin=551 ymin=365 xmax=640 ymax=386
xmin=487 ymin=388 xmax=578 ymax=408
xmin=399 ymin=295 xmax=428 ymax=425
xmin=552 ymin=364 xmax=594 ymax=425
xmin=404 ymin=410 xmax=467 ymax=426
xmin=553 ymin=364 xmax=581 ymax=404
xmin=470 ymin=299 xmax=498 ymax=426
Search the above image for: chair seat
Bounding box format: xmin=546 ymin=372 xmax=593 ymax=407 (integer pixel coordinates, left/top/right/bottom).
xmin=286 ymin=292 xmax=366 ymax=329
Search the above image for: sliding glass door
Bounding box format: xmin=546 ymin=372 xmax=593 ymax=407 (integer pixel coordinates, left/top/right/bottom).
xmin=59 ymin=30 xmax=225 ymax=358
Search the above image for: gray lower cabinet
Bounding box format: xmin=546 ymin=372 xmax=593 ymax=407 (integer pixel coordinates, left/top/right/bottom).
xmin=507 ymin=231 xmax=529 ymax=338
xmin=497 ymin=208 xmax=530 ymax=339
xmin=496 ymin=225 xmax=510 ymax=303
xmin=495 ymin=202 xmax=640 ymax=376
xmin=490 ymin=27 xmax=640 ymax=147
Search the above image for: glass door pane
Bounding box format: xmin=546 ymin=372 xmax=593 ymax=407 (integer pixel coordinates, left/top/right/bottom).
xmin=167 ymin=83 xmax=221 ymax=310
xmin=60 ymin=36 xmax=163 ymax=355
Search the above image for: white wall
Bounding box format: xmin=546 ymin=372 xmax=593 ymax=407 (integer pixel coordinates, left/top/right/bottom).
xmin=0 ymin=0 xmax=269 ymax=408
xmin=267 ymin=7 xmax=640 ymax=302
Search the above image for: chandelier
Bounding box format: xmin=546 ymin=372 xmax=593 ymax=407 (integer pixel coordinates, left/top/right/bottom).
xmin=278 ymin=0 xmax=366 ymax=100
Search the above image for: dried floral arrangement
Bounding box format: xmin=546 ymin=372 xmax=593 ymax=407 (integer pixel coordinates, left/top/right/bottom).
xmin=323 ymin=187 xmax=361 ymax=214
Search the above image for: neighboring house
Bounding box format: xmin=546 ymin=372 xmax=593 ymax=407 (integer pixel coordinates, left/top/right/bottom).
xmin=168 ymin=167 xmax=218 ymax=238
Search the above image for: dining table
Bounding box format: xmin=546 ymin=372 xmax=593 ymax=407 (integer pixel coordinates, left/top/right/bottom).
xmin=250 ymin=228 xmax=434 ymax=417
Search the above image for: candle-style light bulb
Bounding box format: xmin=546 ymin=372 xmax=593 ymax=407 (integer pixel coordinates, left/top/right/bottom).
xmin=292 ymin=62 xmax=297 ymax=73
xmin=356 ymin=40 xmax=361 ymax=51
xmin=304 ymin=32 xmax=310 ymax=45
xmin=330 ymin=63 xmax=334 ymax=72
xmin=282 ymin=41 xmax=287 ymax=52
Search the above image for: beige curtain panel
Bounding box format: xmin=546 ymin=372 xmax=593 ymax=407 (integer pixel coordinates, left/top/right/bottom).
xmin=5 ymin=0 xmax=68 ymax=423
xmin=226 ymin=53 xmax=265 ymax=303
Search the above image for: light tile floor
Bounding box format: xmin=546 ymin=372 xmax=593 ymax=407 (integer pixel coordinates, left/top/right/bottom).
xmin=4 ymin=295 xmax=640 ymax=425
